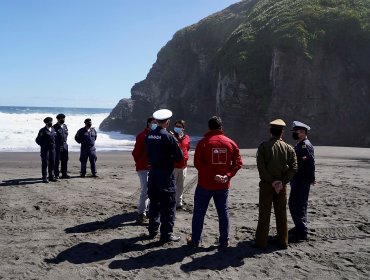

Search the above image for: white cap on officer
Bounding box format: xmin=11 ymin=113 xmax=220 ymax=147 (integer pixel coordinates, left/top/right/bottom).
xmin=153 ymin=109 xmax=172 ymax=120
xmin=292 ymin=121 xmax=310 ymax=131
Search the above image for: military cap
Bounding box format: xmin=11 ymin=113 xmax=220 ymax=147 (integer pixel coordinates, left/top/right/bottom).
xmin=270 ymin=119 xmax=286 ymax=128
xmin=43 ymin=117 xmax=53 ymax=123
xmin=292 ymin=120 xmax=310 ymax=132
xmin=56 ymin=113 xmax=66 ymax=120
xmin=153 ymin=109 xmax=172 ymax=120
xmin=84 ymin=118 xmax=92 ymax=124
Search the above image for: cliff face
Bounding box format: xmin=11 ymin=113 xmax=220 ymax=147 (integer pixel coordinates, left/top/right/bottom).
xmin=101 ymin=0 xmax=370 ymax=147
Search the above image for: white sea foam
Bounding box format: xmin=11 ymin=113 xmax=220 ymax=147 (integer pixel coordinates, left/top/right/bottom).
xmin=0 ymin=111 xmax=136 ymax=152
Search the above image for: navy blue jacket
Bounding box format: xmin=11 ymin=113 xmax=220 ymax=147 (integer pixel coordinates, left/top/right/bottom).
xmin=53 ymin=123 xmax=68 ymax=149
xmin=293 ymin=138 xmax=315 ymax=183
xmin=35 ymin=127 xmax=56 ymax=148
xmin=145 ymin=126 xmax=183 ymax=170
xmin=75 ymin=127 xmax=97 ymax=149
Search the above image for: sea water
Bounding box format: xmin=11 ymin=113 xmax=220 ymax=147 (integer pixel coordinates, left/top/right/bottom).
xmin=0 ymin=106 xmax=136 ymax=152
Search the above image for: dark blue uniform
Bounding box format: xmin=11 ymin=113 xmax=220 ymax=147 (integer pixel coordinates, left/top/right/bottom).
xmin=289 ymin=138 xmax=315 ymax=238
xmin=145 ymin=126 xmax=183 ymax=239
xmin=35 ymin=127 xmax=57 ymax=180
xmin=53 ymin=122 xmax=69 ymax=177
xmin=75 ymin=127 xmax=97 ymax=176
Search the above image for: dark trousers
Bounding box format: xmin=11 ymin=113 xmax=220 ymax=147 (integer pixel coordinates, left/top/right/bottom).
xmin=147 ymin=169 xmax=176 ymax=238
xmin=255 ymin=182 xmax=288 ymax=248
xmin=289 ymin=178 xmax=311 ymax=236
xmin=55 ymin=146 xmax=68 ymax=176
xmin=40 ymin=147 xmax=55 ymax=179
xmin=191 ymin=185 xmax=229 ymax=245
xmin=80 ymin=147 xmax=97 ymax=175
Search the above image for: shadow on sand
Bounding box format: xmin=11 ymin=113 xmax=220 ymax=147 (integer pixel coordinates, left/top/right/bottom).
xmin=0 ymin=177 xmax=43 ymax=186
xmin=65 ymin=212 xmax=138 ymax=233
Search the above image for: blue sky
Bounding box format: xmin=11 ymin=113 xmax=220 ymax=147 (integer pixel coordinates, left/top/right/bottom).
xmin=0 ymin=0 xmax=239 ymax=109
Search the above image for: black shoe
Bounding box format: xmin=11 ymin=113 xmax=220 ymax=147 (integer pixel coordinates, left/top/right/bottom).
xmin=61 ymin=174 xmax=71 ymax=179
xmin=251 ymin=240 xmax=266 ymax=250
xmin=80 ymin=174 xmax=85 ymax=178
xmin=42 ymin=178 xmax=49 ymax=183
xmin=49 ymin=177 xmax=58 ymax=182
xmin=92 ymin=174 xmax=99 ymax=178
xmin=55 ymin=176 xmax=60 ymax=179
xmin=148 ymin=231 xmax=158 ymax=239
xmin=160 ymin=234 xmax=181 ymax=243
xmin=289 ymin=234 xmax=308 ymax=243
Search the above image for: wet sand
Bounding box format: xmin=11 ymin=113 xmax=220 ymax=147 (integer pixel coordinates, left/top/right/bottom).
xmin=0 ymin=147 xmax=369 ymax=279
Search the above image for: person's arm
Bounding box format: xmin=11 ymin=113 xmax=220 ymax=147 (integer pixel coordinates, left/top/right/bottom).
xmin=226 ymin=143 xmax=243 ymax=179
xmin=281 ymin=146 xmax=298 ymax=185
xmin=170 ymin=135 xmax=183 ymax=163
xmin=75 ymin=130 xmax=81 ymax=143
xmin=132 ymin=133 xmax=144 ymax=162
xmin=256 ymin=144 xmax=274 ymax=183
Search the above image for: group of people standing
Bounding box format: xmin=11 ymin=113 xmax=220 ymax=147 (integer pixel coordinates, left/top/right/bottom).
xmin=35 ymin=115 xmax=98 ymax=183
xmin=132 ymin=109 xmax=315 ymax=248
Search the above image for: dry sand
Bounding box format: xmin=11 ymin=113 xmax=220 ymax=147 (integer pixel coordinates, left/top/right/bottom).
xmin=0 ymin=147 xmax=369 ymax=279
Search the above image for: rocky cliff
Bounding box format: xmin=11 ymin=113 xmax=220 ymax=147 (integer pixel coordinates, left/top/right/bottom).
xmin=100 ymin=0 xmax=370 ymax=147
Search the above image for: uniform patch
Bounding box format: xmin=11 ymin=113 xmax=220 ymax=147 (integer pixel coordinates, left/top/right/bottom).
xmin=212 ymin=148 xmax=227 ymax=164
xmin=302 ymin=145 xmax=307 ymax=148
xmin=148 ymin=135 xmax=161 ymax=140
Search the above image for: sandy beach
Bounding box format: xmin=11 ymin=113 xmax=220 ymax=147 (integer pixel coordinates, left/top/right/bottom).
xmin=0 ymin=147 xmax=369 ymax=279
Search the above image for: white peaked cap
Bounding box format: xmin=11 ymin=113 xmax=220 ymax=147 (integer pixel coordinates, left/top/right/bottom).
xmin=292 ymin=121 xmax=311 ymax=131
xmin=153 ymin=109 xmax=173 ymax=120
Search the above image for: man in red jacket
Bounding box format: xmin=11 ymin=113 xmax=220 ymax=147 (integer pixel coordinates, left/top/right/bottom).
xmin=132 ymin=117 xmax=157 ymax=224
xmin=172 ymin=120 xmax=190 ymax=210
xmin=187 ymin=116 xmax=243 ymax=247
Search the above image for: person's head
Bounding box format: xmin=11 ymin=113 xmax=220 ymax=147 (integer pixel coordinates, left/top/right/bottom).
xmin=153 ymin=109 xmax=172 ymax=129
xmin=146 ymin=117 xmax=156 ymax=129
xmin=269 ymin=119 xmax=286 ymax=138
xmin=291 ymin=121 xmax=310 ymax=141
xmin=44 ymin=117 xmax=53 ymax=128
xmin=84 ymin=118 xmax=92 ymax=128
xmin=208 ymin=116 xmax=222 ymax=131
xmin=56 ymin=113 xmax=66 ymax=124
xmin=174 ymin=120 xmax=185 ymax=134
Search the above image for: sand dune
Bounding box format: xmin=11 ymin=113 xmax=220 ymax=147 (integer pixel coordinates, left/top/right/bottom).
xmin=0 ymin=147 xmax=369 ymax=279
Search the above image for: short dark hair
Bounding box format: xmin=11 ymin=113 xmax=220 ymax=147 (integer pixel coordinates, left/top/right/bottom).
xmin=146 ymin=117 xmax=154 ymax=127
xmin=208 ymin=116 xmax=222 ymax=130
xmin=175 ymin=120 xmax=186 ymax=128
xmin=270 ymin=127 xmax=283 ymax=137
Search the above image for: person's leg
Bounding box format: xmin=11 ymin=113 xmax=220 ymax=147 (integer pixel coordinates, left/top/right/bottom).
xmin=48 ymin=148 xmax=55 ymax=179
xmin=79 ymin=149 xmax=88 ymax=176
xmin=137 ymin=170 xmax=149 ymax=215
xmin=289 ymin=180 xmax=300 ymax=232
xmin=255 ymin=182 xmax=273 ymax=248
xmin=175 ymin=167 xmax=187 ymax=207
xmin=191 ymin=185 xmax=212 ymax=244
xmin=274 ymin=186 xmax=288 ymax=248
xmin=40 ymin=149 xmax=48 ymax=180
xmin=54 ymin=148 xmax=61 ymax=177
xmin=173 ymin=168 xmax=181 ymax=207
xmin=89 ymin=149 xmax=97 ymax=175
xmin=147 ymin=175 xmax=160 ymax=237
xmin=61 ymin=148 xmax=69 ymax=176
xmin=213 ymin=188 xmax=229 ymax=245
xmin=159 ymin=191 xmax=177 ymax=239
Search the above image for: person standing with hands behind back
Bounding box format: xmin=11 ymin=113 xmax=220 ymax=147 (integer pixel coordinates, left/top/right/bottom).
xmin=53 ymin=113 xmax=70 ymax=179
xmin=172 ymin=120 xmax=190 ymax=211
xmin=255 ymin=119 xmax=297 ymax=250
xmin=75 ymin=118 xmax=98 ymax=178
xmin=187 ymin=116 xmax=243 ymax=247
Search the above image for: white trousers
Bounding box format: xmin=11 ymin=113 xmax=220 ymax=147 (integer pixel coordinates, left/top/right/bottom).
xmin=137 ymin=170 xmax=149 ymax=214
xmin=173 ymin=167 xmax=187 ymax=207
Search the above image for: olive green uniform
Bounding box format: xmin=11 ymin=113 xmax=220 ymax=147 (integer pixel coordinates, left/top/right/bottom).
xmin=255 ymin=136 xmax=298 ymax=248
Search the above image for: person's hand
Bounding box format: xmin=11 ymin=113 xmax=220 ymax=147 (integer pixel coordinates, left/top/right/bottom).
xmin=272 ymin=180 xmax=283 ymax=194
xmin=215 ymin=175 xmax=228 ymax=183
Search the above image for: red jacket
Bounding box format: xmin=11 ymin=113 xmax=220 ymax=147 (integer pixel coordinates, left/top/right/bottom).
xmin=174 ymin=134 xmax=190 ymax=169
xmin=194 ymin=130 xmax=243 ymax=190
xmin=132 ymin=128 xmax=150 ymax=171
